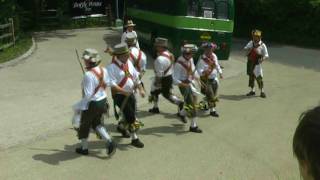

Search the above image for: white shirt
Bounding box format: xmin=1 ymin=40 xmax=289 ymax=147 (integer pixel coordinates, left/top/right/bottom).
xmin=129 ymin=46 xmax=147 ymax=73
xmin=82 ymin=66 xmax=109 ymax=101
xmin=173 ymin=56 xmax=199 ymax=85
xmin=107 ymin=59 xmax=141 ymax=93
xmin=121 ymin=31 xmax=140 ymax=49
xmin=154 ymin=50 xmax=174 ymax=77
xmin=196 ymin=53 xmax=222 ymax=81
xmin=73 ymin=66 xmax=110 ymax=111
xmin=244 ymin=40 xmax=269 ymax=59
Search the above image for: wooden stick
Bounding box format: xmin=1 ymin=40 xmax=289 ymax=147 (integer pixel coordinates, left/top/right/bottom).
xmin=75 ymin=49 xmax=85 ymax=74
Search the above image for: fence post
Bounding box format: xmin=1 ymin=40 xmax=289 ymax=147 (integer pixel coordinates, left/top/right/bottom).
xmin=9 ymin=18 xmax=15 ymax=46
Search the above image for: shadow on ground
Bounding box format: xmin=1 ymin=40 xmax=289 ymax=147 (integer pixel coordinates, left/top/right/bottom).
xmin=139 ymin=124 xmax=188 ymax=137
xmin=31 ymin=130 xmax=134 ymax=165
xmin=137 ymin=110 xmax=180 ymax=120
xmin=219 ymin=94 xmax=255 ymax=101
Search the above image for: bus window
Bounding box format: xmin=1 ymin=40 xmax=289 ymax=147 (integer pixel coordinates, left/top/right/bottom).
xmin=187 ymin=0 xmax=198 ymax=16
xmin=201 ymin=0 xmax=215 ymax=18
xmin=216 ymin=1 xmax=229 ymax=19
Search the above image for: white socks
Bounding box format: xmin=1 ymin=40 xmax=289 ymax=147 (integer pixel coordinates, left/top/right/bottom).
xmin=190 ymin=117 xmax=197 ymax=128
xmin=80 ymin=126 xmax=112 ymax=149
xmin=210 ymin=107 xmax=216 ymax=113
xmin=153 ymin=101 xmax=158 ymax=108
xmin=179 ymin=108 xmax=187 ymax=116
xmin=261 ymin=88 xmax=264 ymax=93
xmin=131 ymin=132 xmax=138 ymax=140
xmin=96 ymin=125 xmax=112 ymax=143
xmin=81 ymin=139 xmax=88 ymax=150
xmin=251 ymin=87 xmax=255 ymax=92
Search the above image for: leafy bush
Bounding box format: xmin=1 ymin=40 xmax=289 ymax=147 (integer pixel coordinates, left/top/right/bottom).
xmin=235 ymin=0 xmax=320 ymax=48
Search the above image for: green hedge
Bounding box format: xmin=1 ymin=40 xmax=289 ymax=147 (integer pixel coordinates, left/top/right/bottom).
xmin=235 ymin=0 xmax=320 ymax=48
xmin=0 ymin=0 xmax=16 ymax=23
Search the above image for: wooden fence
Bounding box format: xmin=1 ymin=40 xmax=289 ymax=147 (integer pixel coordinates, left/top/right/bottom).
xmin=0 ymin=18 xmax=15 ymax=51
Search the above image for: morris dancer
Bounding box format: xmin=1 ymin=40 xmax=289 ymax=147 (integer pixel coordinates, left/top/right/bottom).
xmin=73 ymin=48 xmax=116 ymax=155
xmin=244 ymin=29 xmax=269 ymax=98
xmin=148 ymin=37 xmax=186 ymax=122
xmin=196 ymin=42 xmax=223 ymax=117
xmin=107 ymin=43 xmax=146 ymax=148
xmin=173 ymin=44 xmax=203 ymax=133
xmin=121 ymin=20 xmax=140 ymax=49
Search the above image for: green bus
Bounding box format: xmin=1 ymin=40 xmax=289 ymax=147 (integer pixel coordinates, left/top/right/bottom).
xmin=124 ymin=0 xmax=234 ymax=60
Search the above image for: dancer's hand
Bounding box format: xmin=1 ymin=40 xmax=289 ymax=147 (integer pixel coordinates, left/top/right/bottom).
xmin=104 ymin=47 xmax=111 ymax=53
xmin=258 ymin=58 xmax=264 ymax=64
xmin=204 ymin=69 xmax=212 ymax=76
xmin=122 ymin=91 xmax=131 ymax=96
xmin=139 ymin=89 xmax=146 ymax=98
xmin=179 ymin=83 xmax=190 ymax=88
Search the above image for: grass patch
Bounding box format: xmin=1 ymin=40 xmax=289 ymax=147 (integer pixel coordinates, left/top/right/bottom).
xmin=0 ymin=34 xmax=33 ymax=64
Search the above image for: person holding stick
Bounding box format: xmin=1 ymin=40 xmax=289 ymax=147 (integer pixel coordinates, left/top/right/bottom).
xmin=73 ymin=48 xmax=116 ymax=156
xmin=173 ymin=44 xmax=203 ymax=133
xmin=107 ymin=43 xmax=146 ymax=148
xmin=196 ymin=42 xmax=223 ymax=117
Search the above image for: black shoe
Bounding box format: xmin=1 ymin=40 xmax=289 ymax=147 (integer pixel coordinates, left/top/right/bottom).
xmin=210 ymin=111 xmax=219 ymax=117
xmin=107 ymin=141 xmax=117 ymax=156
xmin=117 ymin=126 xmax=130 ymax=138
xmin=149 ymin=107 xmax=160 ymax=114
xmin=177 ymin=113 xmax=187 ymax=123
xmin=260 ymin=92 xmax=266 ymax=98
xmin=246 ymin=91 xmax=256 ymax=96
xmin=178 ymin=102 xmax=184 ymax=111
xmin=131 ymin=139 xmax=144 ymax=148
xmin=189 ymin=126 xmax=203 ymax=133
xmin=75 ymin=147 xmax=89 ymax=155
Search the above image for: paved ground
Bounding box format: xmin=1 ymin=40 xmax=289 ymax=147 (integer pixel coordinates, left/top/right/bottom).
xmin=1 ymin=28 xmax=320 ymax=180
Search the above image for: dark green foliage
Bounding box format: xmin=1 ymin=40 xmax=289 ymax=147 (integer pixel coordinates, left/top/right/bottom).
xmin=235 ymin=0 xmax=320 ymax=48
xmin=0 ymin=34 xmax=32 ymax=64
xmin=0 ymin=0 xmax=16 ymax=23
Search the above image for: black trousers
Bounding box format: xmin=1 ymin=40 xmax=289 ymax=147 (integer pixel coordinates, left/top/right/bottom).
xmin=151 ymin=75 xmax=183 ymax=105
xmin=114 ymin=94 xmax=137 ymax=124
xmin=78 ymin=98 xmax=106 ymax=139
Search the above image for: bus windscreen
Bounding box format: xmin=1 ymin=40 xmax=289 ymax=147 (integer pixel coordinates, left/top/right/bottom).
xmin=216 ymin=1 xmax=229 ymax=19
xmin=202 ymin=1 xmax=215 ymax=18
xmin=187 ymin=0 xmax=229 ymax=20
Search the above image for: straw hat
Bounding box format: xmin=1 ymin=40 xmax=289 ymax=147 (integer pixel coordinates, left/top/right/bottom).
xmin=125 ymin=32 xmax=137 ymax=45
xmin=154 ymin=37 xmax=168 ymax=48
xmin=252 ymin=29 xmax=262 ymax=37
xmin=82 ymin=48 xmax=101 ymax=63
xmin=125 ymin=20 xmax=136 ymax=27
xmin=182 ymin=44 xmax=198 ymax=54
xmin=113 ymin=43 xmax=129 ymax=56
xmin=201 ymin=42 xmax=217 ymax=50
